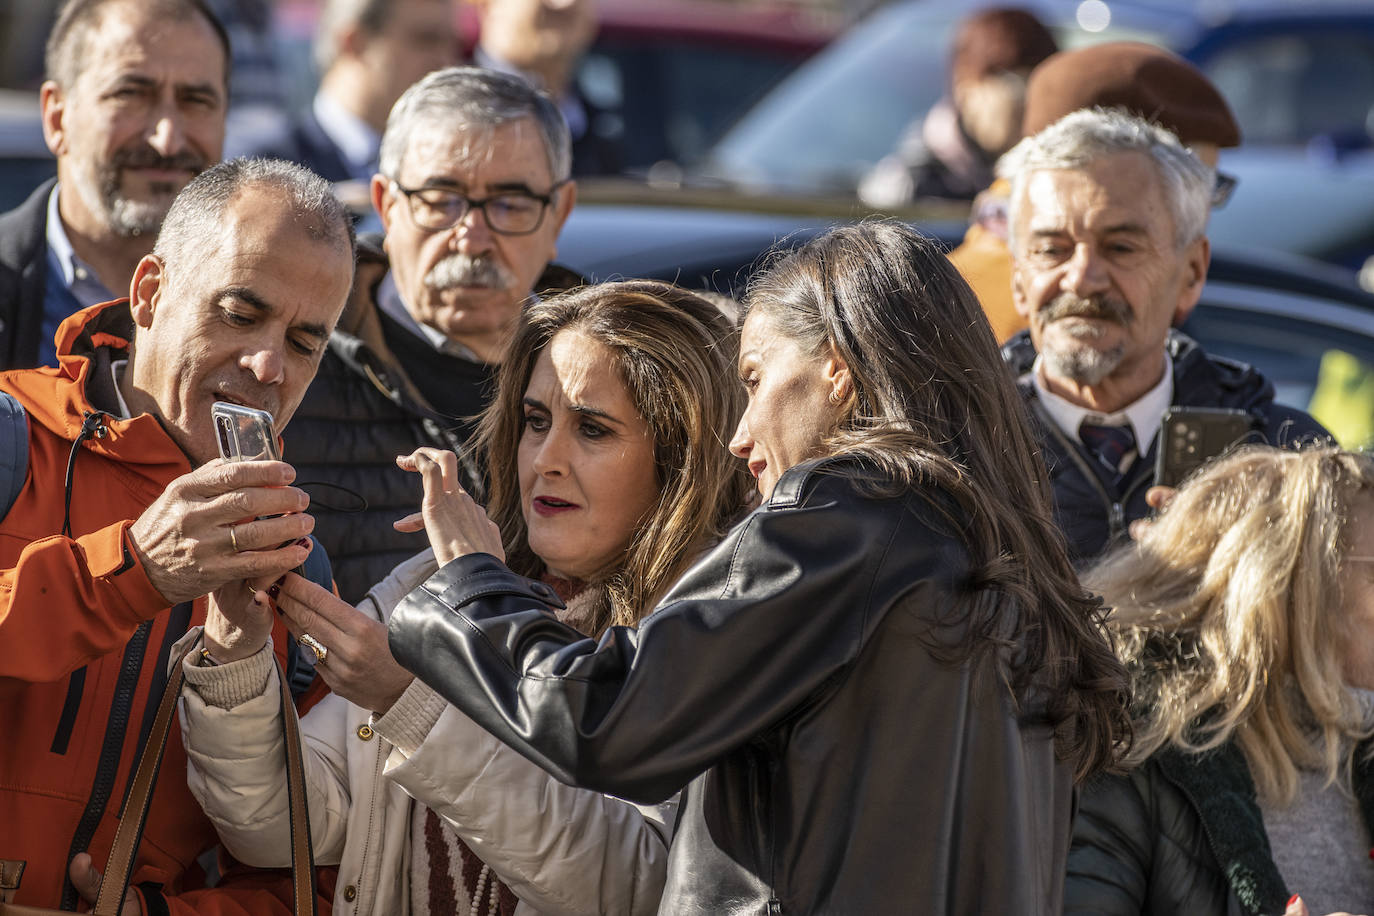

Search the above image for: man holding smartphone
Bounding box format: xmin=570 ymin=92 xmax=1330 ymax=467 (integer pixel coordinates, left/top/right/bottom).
xmin=0 ymin=158 xmax=354 ymax=913
xmin=999 ymin=109 xmax=1327 ymax=563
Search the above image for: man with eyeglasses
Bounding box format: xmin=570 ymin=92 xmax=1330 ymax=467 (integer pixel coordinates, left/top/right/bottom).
xmin=286 ymin=66 xmax=577 ymax=602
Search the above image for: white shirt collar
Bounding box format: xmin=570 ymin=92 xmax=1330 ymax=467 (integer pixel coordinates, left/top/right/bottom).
xmin=312 ymin=90 xmax=380 ymax=176
xmin=1032 ymin=354 xmax=1174 ymax=453
xmin=45 ymin=183 xmax=78 ymax=289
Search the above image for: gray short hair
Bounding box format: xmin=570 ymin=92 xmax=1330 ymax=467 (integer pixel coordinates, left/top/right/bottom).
xmin=999 ymin=108 xmax=1214 ymax=250
xmin=154 ymin=157 xmax=356 ymax=277
xmin=378 ymin=67 xmax=571 ymax=185
xmin=46 ymin=0 xmax=230 ymax=89
xmin=313 ymin=0 xmax=390 ymax=75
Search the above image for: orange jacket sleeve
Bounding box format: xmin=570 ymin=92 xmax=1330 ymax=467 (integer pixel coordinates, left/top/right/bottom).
xmin=0 ymin=520 xmax=167 ymax=683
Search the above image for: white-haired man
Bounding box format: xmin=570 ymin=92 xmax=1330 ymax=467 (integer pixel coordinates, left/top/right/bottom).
xmin=999 ymin=108 xmax=1326 ymax=562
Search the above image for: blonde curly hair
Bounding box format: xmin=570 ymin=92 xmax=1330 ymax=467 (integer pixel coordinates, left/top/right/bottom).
xmin=1085 ymin=444 xmax=1374 ymax=804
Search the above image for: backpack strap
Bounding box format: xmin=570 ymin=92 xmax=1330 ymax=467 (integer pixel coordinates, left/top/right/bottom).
xmin=0 ymin=391 xmax=29 ymax=521
xmin=300 ymin=534 xmax=334 ymax=592
xmin=285 ymin=535 xmax=336 ymax=698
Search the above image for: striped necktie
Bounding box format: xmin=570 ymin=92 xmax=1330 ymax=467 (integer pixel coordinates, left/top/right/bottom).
xmin=1078 ymin=420 xmax=1137 ymax=482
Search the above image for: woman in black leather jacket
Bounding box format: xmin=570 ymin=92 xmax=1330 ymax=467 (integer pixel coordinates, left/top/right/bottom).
xmin=387 ymin=221 xmax=1131 ymax=914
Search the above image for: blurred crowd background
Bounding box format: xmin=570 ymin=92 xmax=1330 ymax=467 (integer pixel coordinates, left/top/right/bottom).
xmin=1 ymin=0 xmax=1372 ymax=441
xmin=0 ymin=0 xmax=1370 ymax=268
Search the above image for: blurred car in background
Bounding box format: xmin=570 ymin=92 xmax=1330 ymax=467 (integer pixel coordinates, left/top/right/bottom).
xmin=558 ymin=194 xmax=1374 ymax=447
xmin=696 ymin=0 xmax=1374 ymax=283
xmin=698 ymin=0 xmax=1193 ymax=195
xmin=1180 ymin=2 xmax=1374 ymax=275
xmin=576 ymin=0 xmax=837 ymax=170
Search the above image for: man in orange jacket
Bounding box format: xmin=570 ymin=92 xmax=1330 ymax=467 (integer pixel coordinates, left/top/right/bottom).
xmin=0 ymin=158 xmax=355 ymax=913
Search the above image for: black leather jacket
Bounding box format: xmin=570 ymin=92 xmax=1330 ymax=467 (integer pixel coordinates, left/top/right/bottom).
xmin=389 ymin=459 xmax=1076 ymax=914
xmin=1066 ymin=739 xmax=1374 ymax=915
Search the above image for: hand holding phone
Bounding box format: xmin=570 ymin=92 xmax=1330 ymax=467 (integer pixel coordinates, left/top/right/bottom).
xmin=213 ymin=401 xmax=303 ymax=555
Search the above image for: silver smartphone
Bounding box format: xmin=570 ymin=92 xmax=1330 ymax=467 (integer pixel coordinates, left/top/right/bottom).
xmin=212 ymin=402 xmax=280 ymax=462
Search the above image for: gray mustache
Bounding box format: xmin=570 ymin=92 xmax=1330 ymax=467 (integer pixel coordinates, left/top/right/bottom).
xmin=1039 ymin=293 xmax=1134 ymax=327
xmin=424 ymin=254 xmax=514 ymax=291
xmin=110 ymin=146 xmax=207 ymax=175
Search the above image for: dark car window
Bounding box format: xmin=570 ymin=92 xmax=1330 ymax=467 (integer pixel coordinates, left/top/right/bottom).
xmin=1195 ymin=29 xmax=1374 ymax=146
xmin=579 ymin=42 xmax=808 ymax=169
xmin=1184 ymin=302 xmax=1374 ymax=448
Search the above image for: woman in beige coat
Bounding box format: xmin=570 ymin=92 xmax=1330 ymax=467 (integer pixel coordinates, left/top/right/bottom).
xmin=177 ymin=282 xmax=753 ymax=915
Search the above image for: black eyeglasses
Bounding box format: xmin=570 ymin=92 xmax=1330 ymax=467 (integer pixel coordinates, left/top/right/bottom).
xmin=391 ymin=180 xmax=568 ymax=235
xmin=1212 ymin=170 xmax=1238 ymax=209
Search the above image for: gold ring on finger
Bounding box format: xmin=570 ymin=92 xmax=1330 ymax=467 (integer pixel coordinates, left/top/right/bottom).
xmin=299 ymin=633 xmax=329 ymax=666
xmin=229 ymin=524 xmax=242 ymax=553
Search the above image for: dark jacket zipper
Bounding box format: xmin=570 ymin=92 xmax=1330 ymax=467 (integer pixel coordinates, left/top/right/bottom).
xmin=59 ymin=618 xmax=152 ymax=908
xmin=49 ymin=666 xmax=87 ymax=754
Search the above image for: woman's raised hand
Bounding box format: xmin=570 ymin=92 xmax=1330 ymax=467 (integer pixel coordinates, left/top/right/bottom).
xmin=272 ymin=573 xmax=414 ymax=715
xmin=394 ymin=447 xmax=504 ymax=566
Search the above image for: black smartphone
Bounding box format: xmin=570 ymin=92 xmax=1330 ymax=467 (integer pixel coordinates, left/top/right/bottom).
xmin=1154 ymin=407 xmax=1258 ymax=488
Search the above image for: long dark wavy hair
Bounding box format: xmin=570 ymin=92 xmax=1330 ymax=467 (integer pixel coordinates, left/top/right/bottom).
xmin=476 ymin=280 xmax=754 ymax=637
xmin=744 ymin=220 xmax=1131 ymax=779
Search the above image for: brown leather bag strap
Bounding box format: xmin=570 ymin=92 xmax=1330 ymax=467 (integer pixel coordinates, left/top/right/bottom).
xmin=93 ymin=642 xmax=317 ymax=915
xmin=278 ymin=648 xmax=318 ymax=914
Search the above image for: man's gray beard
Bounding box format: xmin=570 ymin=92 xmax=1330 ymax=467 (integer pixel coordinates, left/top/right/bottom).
xmin=107 ymin=196 xmax=167 ymax=238
xmin=1035 ymin=292 xmax=1132 ymax=386
xmin=1041 ymin=336 xmax=1125 ymax=386
xmin=70 ymin=165 xmax=168 ymax=239
xmin=425 ymin=253 xmax=516 ymax=292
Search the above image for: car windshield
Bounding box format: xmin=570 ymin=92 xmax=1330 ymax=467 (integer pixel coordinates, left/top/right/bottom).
xmin=701 ymin=1 xmax=1176 ymax=194
xmin=703 ymin=4 xmax=948 ymax=192
xmin=1191 ymin=25 xmax=1374 ymax=147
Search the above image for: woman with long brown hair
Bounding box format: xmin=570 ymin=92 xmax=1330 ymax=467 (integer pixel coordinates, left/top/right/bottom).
xmin=389 ymin=220 xmax=1131 ymax=913
xmin=179 ymin=280 xmax=753 ymax=915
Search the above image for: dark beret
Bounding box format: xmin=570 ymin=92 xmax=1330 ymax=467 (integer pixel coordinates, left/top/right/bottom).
xmin=1022 ymin=41 xmax=1241 ymax=147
